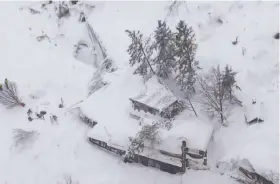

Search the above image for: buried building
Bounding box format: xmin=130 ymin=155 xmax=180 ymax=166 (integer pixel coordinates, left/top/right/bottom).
xmin=78 ymin=72 xmax=213 ymax=174
xmin=129 ymin=76 xmax=184 ymax=119
xmin=87 ymin=116 xmax=213 ymax=174
xmin=244 ymin=100 xmax=265 ymax=125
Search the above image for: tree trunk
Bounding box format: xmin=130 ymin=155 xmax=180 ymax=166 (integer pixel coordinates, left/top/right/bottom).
xmin=140 ymin=46 xmax=155 ymax=75
xmin=219 ymin=97 xmax=225 ymax=125
xmin=187 ymin=97 xmax=198 ymax=117
xmin=220 ymin=112 xmax=224 ymax=125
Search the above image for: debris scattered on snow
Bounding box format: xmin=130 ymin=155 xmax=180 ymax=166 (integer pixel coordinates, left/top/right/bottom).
xmin=232 ymin=36 xmax=239 ymax=45
xmin=274 ymin=32 xmax=279 ymax=39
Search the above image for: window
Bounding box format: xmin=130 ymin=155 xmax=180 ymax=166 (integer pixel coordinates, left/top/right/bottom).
xmin=155 ymin=163 xmax=161 ymax=169
xmin=148 ymin=159 xmax=155 ymax=167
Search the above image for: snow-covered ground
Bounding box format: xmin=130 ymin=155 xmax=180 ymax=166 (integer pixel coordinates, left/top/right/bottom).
xmin=0 ymin=1 xmax=278 ymax=184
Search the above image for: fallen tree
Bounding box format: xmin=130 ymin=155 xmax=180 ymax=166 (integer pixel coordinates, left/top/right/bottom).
xmin=0 ymin=79 xmax=25 ymax=108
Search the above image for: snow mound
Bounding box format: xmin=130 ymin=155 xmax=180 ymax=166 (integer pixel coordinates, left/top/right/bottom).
xmin=158 ymin=119 xmax=213 ymax=153
xmin=82 ymin=70 xmax=144 ymax=147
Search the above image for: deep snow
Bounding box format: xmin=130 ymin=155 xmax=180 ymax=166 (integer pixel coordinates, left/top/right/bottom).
xmin=0 ymin=1 xmax=278 ymax=184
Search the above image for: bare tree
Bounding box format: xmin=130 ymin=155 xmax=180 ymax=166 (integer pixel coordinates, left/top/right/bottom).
xmin=198 ymin=65 xmax=239 ymax=126
xmin=0 ymin=80 xmax=25 ymax=108
xmin=182 ymin=97 xmax=198 ymax=117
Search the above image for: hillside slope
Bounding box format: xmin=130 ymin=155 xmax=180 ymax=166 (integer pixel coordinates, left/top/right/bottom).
xmin=0 ymin=1 xmax=278 ymax=184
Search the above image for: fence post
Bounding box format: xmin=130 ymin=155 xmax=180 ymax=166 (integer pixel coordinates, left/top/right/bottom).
xmin=181 ymin=141 xmax=187 ymax=173
xmin=203 ymin=151 xmax=207 ymax=166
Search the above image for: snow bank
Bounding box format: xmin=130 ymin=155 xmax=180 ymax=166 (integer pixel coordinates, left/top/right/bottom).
xmin=213 ymin=80 xmax=279 ymax=175
xmin=173 ymin=1 xmax=280 ymax=176
xmin=216 ymin=122 xmax=279 ymax=175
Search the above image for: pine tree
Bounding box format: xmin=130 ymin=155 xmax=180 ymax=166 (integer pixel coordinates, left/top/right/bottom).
xmin=126 ymin=30 xmax=155 ymax=77
xmin=222 ymin=65 xmax=239 ymax=97
xmin=174 ymin=20 xmax=199 ymax=95
xmin=153 ymin=20 xmax=175 ymax=78
xmin=222 ymin=65 xmax=241 ymax=105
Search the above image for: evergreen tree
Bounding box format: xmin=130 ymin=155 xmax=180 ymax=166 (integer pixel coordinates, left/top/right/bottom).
xmin=153 ymin=20 xmax=175 ymax=78
xmin=174 ymin=20 xmax=199 ymax=95
xmin=222 ymin=65 xmax=241 ymax=105
xmin=126 ymin=30 xmax=155 ymax=77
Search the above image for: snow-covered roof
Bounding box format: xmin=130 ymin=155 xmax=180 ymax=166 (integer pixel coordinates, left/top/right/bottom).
xmin=81 ymin=70 xmax=147 ymax=149
xmin=88 ymin=116 xmax=213 ymax=158
xmin=130 ymin=76 xmax=178 ymax=112
xmin=129 ymin=116 xmax=213 ymax=153
xmin=88 ymin=123 xmax=182 ymax=167
xmin=87 ymin=121 xmax=141 ymax=151
xmin=82 ymin=72 xmax=212 ymax=159
xmin=154 ymin=118 xmax=213 ymax=153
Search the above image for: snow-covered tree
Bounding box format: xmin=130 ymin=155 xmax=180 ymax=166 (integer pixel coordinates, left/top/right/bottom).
xmin=0 ymin=80 xmax=25 ymax=108
xmin=126 ymin=30 xmax=155 ymax=77
xmin=222 ymin=65 xmax=241 ymax=105
xmin=126 ymin=21 xmax=199 ymax=116
xmin=126 ymin=124 xmax=161 ymax=157
xmin=174 ymin=20 xmax=199 ymax=95
xmin=153 ymin=20 xmax=175 ymax=78
xmin=198 ymin=65 xmax=240 ymax=126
